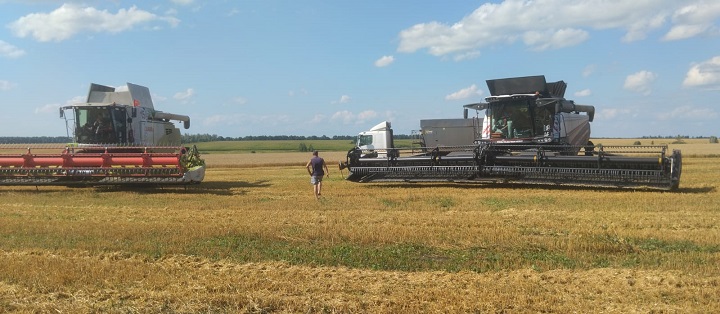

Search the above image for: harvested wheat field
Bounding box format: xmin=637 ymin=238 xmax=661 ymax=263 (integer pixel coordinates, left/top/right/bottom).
xmin=1 ymin=145 xmax=719 ymax=312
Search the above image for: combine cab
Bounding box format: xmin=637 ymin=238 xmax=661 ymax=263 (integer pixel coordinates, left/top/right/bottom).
xmin=0 ymin=83 xmax=205 ymax=186
xmin=341 ymin=76 xmax=682 ymax=190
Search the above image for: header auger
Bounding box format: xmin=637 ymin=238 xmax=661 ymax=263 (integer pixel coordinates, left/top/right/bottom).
xmin=0 ymin=83 xmax=205 ymax=186
xmin=341 ymin=75 xmax=682 ymax=191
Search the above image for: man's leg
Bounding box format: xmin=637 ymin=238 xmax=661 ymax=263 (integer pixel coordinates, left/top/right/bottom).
xmin=313 ymin=181 xmax=320 ymax=199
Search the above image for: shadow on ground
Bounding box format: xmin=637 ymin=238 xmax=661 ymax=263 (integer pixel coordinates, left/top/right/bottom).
xmin=367 ymin=182 xmax=715 ymax=194
xmin=97 ymin=180 xmax=272 ymax=195
xmin=0 ymin=180 xmax=272 ymax=196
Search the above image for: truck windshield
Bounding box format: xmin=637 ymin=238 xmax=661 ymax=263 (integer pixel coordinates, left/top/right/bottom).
xmin=357 ymin=134 xmax=373 ymax=147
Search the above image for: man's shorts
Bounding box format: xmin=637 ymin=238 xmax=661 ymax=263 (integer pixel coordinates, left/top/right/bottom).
xmin=311 ymin=175 xmax=323 ymax=185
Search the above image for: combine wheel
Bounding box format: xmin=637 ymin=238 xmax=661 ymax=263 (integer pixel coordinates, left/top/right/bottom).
xmin=347 ymin=148 xmax=361 ymax=166
xmin=584 ymin=141 xmax=595 ymax=156
xmin=430 ymin=147 xmax=440 ymax=165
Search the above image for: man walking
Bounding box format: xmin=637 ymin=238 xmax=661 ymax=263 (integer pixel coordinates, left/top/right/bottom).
xmin=306 ymin=150 xmax=329 ymax=200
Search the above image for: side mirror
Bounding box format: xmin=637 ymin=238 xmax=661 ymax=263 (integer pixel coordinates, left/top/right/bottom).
xmin=59 ymin=108 xmax=64 ymax=118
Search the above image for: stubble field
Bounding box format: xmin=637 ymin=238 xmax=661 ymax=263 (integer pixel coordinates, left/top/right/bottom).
xmin=1 ymin=140 xmax=719 ymax=312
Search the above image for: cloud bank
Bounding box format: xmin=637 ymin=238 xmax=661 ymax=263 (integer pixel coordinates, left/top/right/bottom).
xmin=9 ymin=4 xmax=180 ymax=42
xmin=398 ymin=0 xmax=720 ymax=59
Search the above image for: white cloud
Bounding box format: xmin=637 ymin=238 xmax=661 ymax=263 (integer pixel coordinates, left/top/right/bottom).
xmin=624 ymin=71 xmax=657 ymax=95
xmin=574 ymin=89 xmax=592 ymax=97
xmin=171 ymin=0 xmax=194 ymax=5
xmin=397 ymin=1 xmax=720 ymax=59
xmin=332 ymin=95 xmax=351 ymax=104
xmin=374 ymin=55 xmax=394 ymax=67
xmin=9 ymin=4 xmax=180 ymax=42
xmin=663 ymin=2 xmax=720 ymax=40
xmin=683 ymin=56 xmax=720 ymax=89
xmin=621 ymin=14 xmax=667 ymax=42
xmin=453 ymin=50 xmax=481 ymax=61
xmin=445 ymin=84 xmax=482 ymax=100
xmin=34 ymin=103 xmax=61 ymax=114
xmin=357 ymin=110 xmax=378 ymax=121
xmin=0 ymin=80 xmax=17 ymax=91
xmin=596 ymin=108 xmax=633 ymax=120
xmin=288 ymin=88 xmax=308 ymax=97
xmin=331 ymin=110 xmax=354 ymax=124
xmin=173 ymin=88 xmax=195 ymax=101
xmin=657 ymin=105 xmax=718 ymax=120
xmin=663 ymin=24 xmax=711 ymax=41
xmin=232 ymin=97 xmax=247 ymax=105
xmin=0 ymin=41 xmax=25 ymax=58
xmin=523 ymin=28 xmax=589 ymax=51
xmin=227 ymin=9 xmax=241 ymax=17
xmin=35 ymin=95 xmax=84 ymax=114
xmin=152 ymin=93 xmax=167 ymax=103
xmin=310 ymin=114 xmax=326 ymax=124
xmin=331 ymin=110 xmax=378 ymax=124
xmin=582 ymin=64 xmax=596 ymax=77
xmin=202 ymin=113 xmax=291 ymax=126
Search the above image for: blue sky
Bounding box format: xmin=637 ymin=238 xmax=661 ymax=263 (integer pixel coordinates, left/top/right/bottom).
xmin=1 ymin=0 xmax=719 ymax=138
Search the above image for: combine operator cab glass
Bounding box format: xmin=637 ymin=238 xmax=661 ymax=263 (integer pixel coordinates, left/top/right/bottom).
xmin=491 ymin=101 xmax=550 ymax=139
xmin=357 ymin=134 xmax=373 ymax=147
xmin=74 ymin=107 xmax=128 ymax=144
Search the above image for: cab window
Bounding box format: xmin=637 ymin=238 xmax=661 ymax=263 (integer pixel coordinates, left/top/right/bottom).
xmin=357 ymin=135 xmax=373 ymax=146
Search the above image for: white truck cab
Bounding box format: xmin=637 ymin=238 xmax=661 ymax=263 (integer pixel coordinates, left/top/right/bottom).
xmin=356 ymin=121 xmax=394 ymax=158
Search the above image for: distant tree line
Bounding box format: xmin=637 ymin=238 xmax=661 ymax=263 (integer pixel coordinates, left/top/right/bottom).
xmin=639 ymin=135 xmax=719 ymax=144
xmin=640 ymin=135 xmax=716 ymax=139
xmin=2 ymin=133 xmax=714 ymax=144
xmin=181 ymin=133 xmax=415 ymax=143
xmin=0 ymin=134 xmax=417 ymax=144
xmin=0 ymin=136 xmax=71 ymax=144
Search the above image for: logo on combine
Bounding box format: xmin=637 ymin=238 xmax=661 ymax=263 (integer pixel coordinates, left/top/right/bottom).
xmin=133 ymin=99 xmax=140 ymax=107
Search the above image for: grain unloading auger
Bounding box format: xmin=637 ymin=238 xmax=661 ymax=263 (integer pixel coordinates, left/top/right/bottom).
xmin=0 ymin=83 xmax=205 ymax=186
xmin=340 ymin=76 xmax=682 ymax=190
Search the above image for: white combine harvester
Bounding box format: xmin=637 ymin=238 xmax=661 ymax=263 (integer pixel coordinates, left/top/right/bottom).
xmin=0 ymin=83 xmax=205 ymax=186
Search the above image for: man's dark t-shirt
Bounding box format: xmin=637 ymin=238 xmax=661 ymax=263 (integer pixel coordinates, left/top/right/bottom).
xmin=310 ymin=156 xmax=325 ymax=176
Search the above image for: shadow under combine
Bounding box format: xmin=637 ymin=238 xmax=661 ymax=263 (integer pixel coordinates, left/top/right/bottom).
xmin=367 ymin=182 xmax=715 ymax=194
xmin=0 ymin=180 xmax=272 ymax=196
